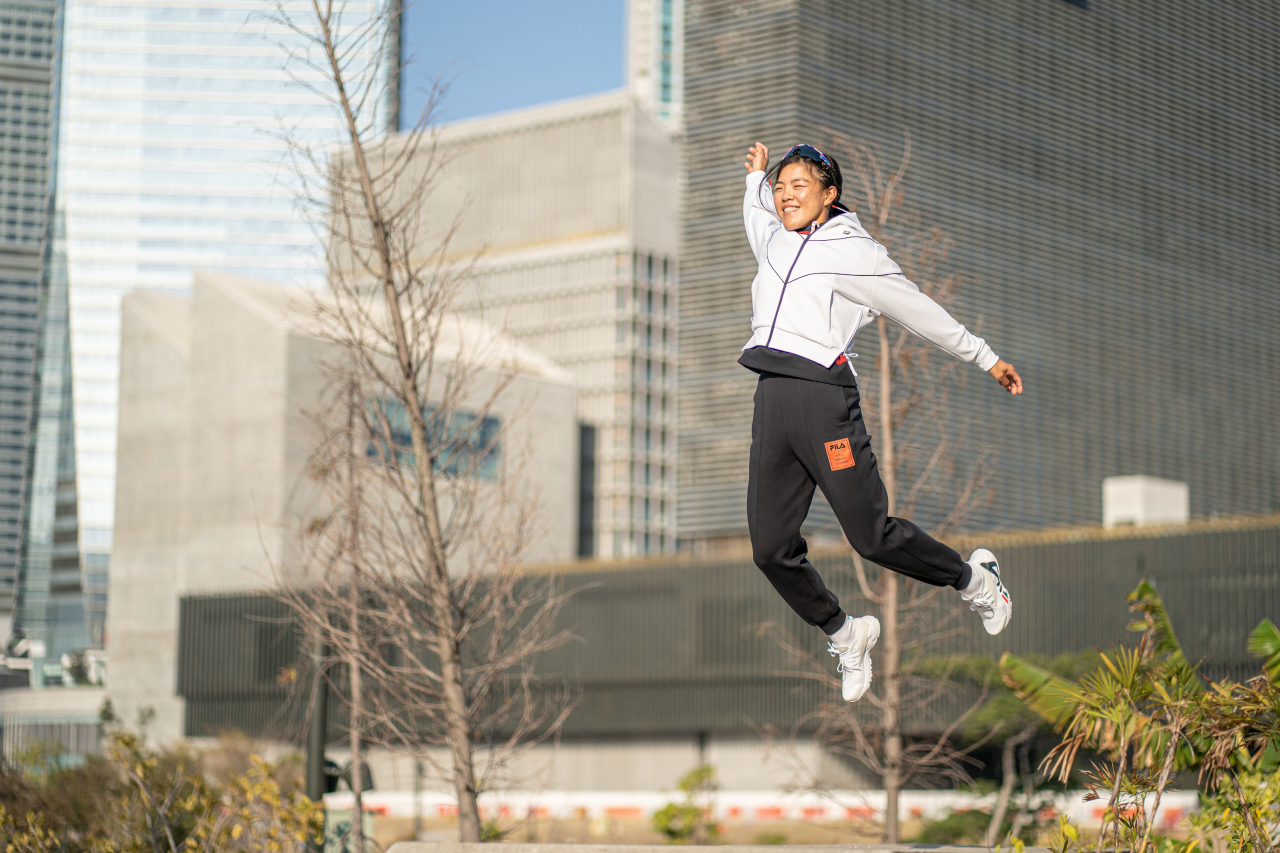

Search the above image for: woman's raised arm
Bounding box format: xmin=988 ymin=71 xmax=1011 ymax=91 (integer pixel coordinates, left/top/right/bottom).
xmin=742 ymin=142 xmax=777 ymax=260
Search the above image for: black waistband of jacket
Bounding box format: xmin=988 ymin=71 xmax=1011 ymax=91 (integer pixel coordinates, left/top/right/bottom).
xmin=738 ymin=346 xmax=857 ymax=387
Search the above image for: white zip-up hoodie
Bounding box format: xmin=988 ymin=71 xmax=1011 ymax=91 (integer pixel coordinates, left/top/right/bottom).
xmin=741 ymin=170 xmax=998 ymax=374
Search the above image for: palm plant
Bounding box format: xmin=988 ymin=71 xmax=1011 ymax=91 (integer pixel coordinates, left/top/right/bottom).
xmin=1002 ymin=582 xmax=1280 ymax=852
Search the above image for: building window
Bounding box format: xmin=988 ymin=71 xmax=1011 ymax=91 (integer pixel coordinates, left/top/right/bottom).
xmin=659 ymin=0 xmax=674 ymax=105
xmin=366 ymin=398 xmax=500 ymax=481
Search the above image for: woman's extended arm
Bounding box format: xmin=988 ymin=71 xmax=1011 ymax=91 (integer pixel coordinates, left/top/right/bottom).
xmin=866 ymin=245 xmax=1024 ymax=395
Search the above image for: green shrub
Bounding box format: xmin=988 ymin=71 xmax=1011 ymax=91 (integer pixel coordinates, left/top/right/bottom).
xmin=652 ymin=765 xmax=720 ymax=845
xmin=0 ymin=732 xmax=322 ymax=852
xmin=913 ymin=808 xmax=993 ymax=844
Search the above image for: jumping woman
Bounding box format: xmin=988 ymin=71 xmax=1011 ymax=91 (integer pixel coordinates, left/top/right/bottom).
xmin=740 ymin=142 xmax=1022 ymax=702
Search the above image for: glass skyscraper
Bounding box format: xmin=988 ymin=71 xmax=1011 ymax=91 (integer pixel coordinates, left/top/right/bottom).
xmin=0 ymin=1 xmax=60 ymax=650
xmin=29 ymin=0 xmax=381 ymax=655
xmin=677 ymin=0 xmax=1280 ymax=545
xmin=628 ymin=0 xmax=683 ymax=123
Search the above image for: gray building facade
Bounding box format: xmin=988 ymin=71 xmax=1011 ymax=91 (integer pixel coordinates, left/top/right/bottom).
xmin=677 ymin=0 xmax=1280 ymax=544
xmin=175 ymin=514 xmax=1280 ymax=786
xmin=414 ymin=94 xmax=680 ymax=559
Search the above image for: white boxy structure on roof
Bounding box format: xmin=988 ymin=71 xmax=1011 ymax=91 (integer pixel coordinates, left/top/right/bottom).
xmin=1103 ymin=476 xmax=1190 ymax=529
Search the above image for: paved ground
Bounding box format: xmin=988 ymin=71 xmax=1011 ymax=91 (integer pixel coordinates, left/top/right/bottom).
xmin=387 ymin=844 xmax=1051 ymax=852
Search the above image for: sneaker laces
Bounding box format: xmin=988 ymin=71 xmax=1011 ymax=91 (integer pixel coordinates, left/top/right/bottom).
xmin=967 ymin=576 xmax=996 ymax=617
xmin=828 ymin=641 xmax=863 ymax=674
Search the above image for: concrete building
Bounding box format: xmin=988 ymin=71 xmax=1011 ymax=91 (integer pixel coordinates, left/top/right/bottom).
xmin=397 ymin=92 xmax=679 ymax=559
xmin=0 ymin=683 xmax=104 ymax=759
xmin=107 ymin=269 xmax=578 ymax=744
xmin=677 ymin=0 xmax=1280 ymax=548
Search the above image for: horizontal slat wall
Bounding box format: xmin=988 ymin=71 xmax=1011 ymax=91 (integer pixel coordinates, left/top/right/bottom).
xmin=177 ymin=518 xmax=1280 ymax=740
xmin=678 ymin=0 xmax=1280 ymax=540
xmin=677 ymin=0 xmax=801 ymax=537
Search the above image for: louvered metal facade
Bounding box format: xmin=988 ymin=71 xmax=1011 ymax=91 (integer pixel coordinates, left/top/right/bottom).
xmin=175 ymin=516 xmax=1280 ymax=741
xmin=677 ymin=0 xmax=1280 ymax=541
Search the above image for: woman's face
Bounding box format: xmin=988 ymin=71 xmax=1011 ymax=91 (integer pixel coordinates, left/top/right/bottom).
xmin=773 ymin=161 xmax=838 ymax=231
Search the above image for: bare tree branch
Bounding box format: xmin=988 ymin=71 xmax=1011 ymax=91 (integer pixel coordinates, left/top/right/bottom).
xmin=261 ymin=3 xmax=578 ymax=843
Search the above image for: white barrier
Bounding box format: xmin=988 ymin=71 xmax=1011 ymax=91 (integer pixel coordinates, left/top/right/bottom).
xmin=325 ymin=788 xmax=1200 ymax=829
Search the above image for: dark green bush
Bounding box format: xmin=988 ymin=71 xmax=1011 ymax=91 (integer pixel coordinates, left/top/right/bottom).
xmin=913 ymin=808 xmax=996 ymax=844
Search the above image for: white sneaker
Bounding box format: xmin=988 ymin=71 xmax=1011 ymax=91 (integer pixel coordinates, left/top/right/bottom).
xmin=827 ymin=615 xmax=880 ymax=702
xmin=962 ymin=548 xmax=1011 ymax=635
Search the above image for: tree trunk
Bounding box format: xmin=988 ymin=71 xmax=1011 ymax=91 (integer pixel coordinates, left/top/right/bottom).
xmin=1138 ymin=729 xmax=1179 ymax=853
xmin=1008 ymin=730 xmax=1037 ymax=842
xmin=986 ymin=733 xmax=1018 ymax=847
xmin=348 ymin=581 xmax=366 ymax=853
xmin=385 ymin=0 xmax=401 ymax=134
xmin=876 ymin=316 xmax=903 ymax=843
xmin=1097 ymin=744 xmax=1128 ymax=853
xmin=315 ymin=9 xmax=484 ymax=838
xmin=438 ymin=627 xmax=482 ymax=841
xmin=882 ymin=572 xmax=902 ymax=843
xmin=986 ymin=725 xmax=1035 ymax=847
xmin=1228 ymin=770 xmax=1267 ymax=853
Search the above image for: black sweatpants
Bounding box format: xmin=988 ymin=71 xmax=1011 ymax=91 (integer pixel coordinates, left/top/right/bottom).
xmin=746 ymin=374 xmax=970 ymax=634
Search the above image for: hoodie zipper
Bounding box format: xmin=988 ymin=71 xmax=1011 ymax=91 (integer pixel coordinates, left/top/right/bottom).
xmin=764 ymin=222 xmax=820 ymax=348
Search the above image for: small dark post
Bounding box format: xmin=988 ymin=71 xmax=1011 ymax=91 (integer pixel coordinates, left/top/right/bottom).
xmin=413 ymin=757 xmax=424 ymax=839
xmin=306 ymin=637 xmax=330 ymax=815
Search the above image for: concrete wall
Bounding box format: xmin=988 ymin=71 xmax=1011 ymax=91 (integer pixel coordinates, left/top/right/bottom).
xmin=110 ymin=271 xmax=578 ymax=743
xmin=335 ymin=735 xmax=870 ymax=795
xmin=109 ymin=293 xmax=192 ymax=738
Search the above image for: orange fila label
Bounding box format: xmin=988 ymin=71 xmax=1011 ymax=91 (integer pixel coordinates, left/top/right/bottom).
xmin=825 ymin=438 xmax=855 ymax=471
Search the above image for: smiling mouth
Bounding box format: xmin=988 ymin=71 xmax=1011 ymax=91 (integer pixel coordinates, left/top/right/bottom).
xmin=782 ymin=206 xmax=800 ymax=215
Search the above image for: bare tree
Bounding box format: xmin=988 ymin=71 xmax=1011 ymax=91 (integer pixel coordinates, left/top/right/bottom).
xmin=263 ymin=1 xmax=575 ymax=843
xmin=760 ymin=133 xmax=996 ymax=844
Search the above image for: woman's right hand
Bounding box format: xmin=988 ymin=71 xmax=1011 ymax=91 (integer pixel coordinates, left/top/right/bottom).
xmin=744 ymin=142 xmax=769 ymax=173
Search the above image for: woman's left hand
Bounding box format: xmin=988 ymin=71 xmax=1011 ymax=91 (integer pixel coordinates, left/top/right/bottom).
xmin=988 ymin=359 xmax=1023 ymax=395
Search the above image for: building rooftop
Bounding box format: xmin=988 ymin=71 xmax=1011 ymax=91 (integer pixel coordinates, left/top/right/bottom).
xmin=125 ymin=270 xmax=575 ymax=386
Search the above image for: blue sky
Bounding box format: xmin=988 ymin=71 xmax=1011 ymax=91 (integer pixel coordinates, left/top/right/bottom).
xmin=400 ymin=0 xmax=626 ymax=128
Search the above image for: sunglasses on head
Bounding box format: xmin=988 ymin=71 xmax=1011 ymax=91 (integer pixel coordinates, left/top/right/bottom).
xmin=781 ymin=144 xmax=833 ymax=170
